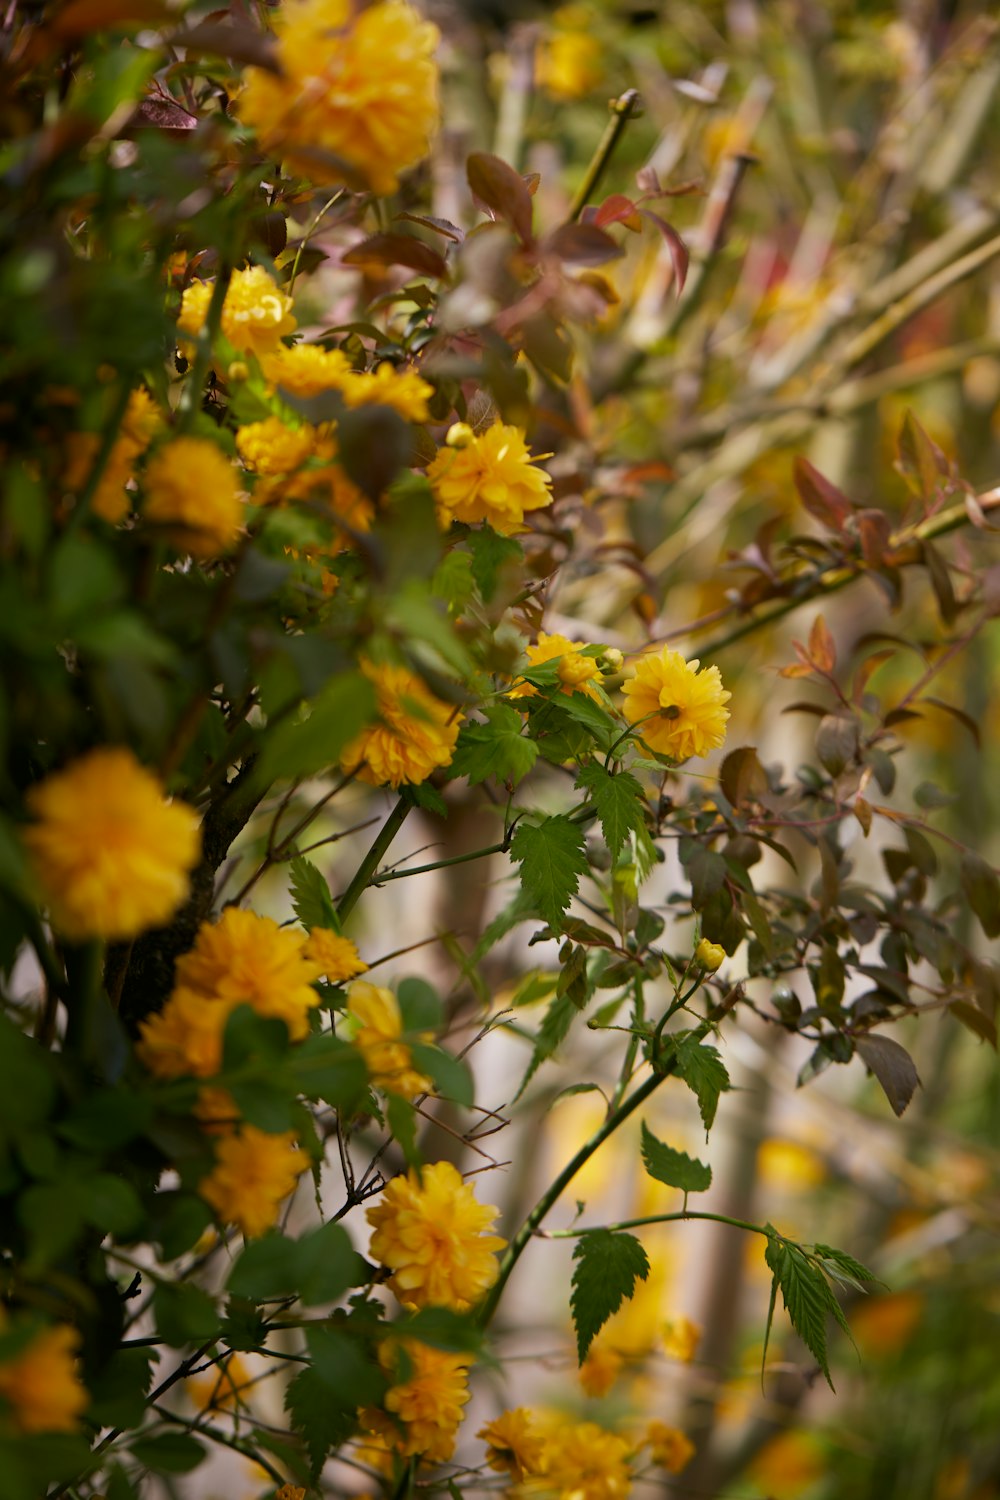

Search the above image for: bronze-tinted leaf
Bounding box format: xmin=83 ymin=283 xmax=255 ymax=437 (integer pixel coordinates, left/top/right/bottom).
xmin=342 ymin=232 xmax=448 ymax=278
xmin=593 ymin=194 xmax=642 ymax=231
xmin=949 ymin=1001 xmax=997 ymax=1048
xmin=467 ymin=152 xmax=534 ymax=245
xmin=922 ymin=539 xmax=958 ymax=624
xmin=125 ymin=97 xmax=198 ymax=134
xmin=808 ymin=614 xmax=836 ymax=673
xmin=856 ymin=1034 xmax=921 ymax=1116
xmin=719 ymin=745 xmax=766 ymax=809
xmin=793 ymin=456 xmax=852 ymax=531
xmin=168 ymin=21 xmax=280 ymax=72
xmin=51 ymin=0 xmax=171 ymax=38
xmin=897 ymin=409 xmax=950 ymax=499
xmin=641 ymin=210 xmax=689 ymax=295
xmin=544 ymin=222 xmax=625 ymax=267
xmin=816 ymin=715 xmax=858 ymax=776
xmin=395 ymin=213 xmax=464 ymax=243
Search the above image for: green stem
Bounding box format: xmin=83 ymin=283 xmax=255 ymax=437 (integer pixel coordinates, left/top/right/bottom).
xmin=566 ymin=90 xmax=641 ymax=223
xmin=336 ymin=795 xmax=412 ymax=923
xmin=477 ymin=1061 xmax=673 ymax=1327
xmin=288 ymin=191 xmax=344 ymax=296
xmin=177 ymin=261 xmax=232 ymax=428
xmin=372 ymin=839 xmax=510 ymax=886
xmin=542 ymin=1209 xmax=770 ymax=1239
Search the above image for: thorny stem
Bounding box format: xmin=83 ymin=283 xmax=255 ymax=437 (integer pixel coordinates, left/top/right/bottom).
xmin=566 ymin=91 xmax=641 ymax=223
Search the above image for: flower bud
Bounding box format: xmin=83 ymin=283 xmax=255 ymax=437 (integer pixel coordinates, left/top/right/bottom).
xmin=445 ymin=421 xmax=475 ymax=448
xmin=695 ymin=938 xmax=726 ymax=972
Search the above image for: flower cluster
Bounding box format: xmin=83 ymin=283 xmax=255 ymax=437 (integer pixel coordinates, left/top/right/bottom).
xmin=143 ymin=436 xmax=245 ymax=558
xmin=0 ymin=1318 xmax=88 ymax=1434
xmin=340 ymin=659 xmax=461 ymax=788
xmin=346 ymin=980 xmax=432 ymax=1098
xmin=621 ymin=648 xmax=731 ymax=761
xmin=508 ymin=631 xmax=603 ymax=702
xmin=366 ymin=1161 xmax=506 ymax=1311
xmin=22 ymin=747 xmax=200 ymax=942
xmin=197 ymin=1125 xmax=307 ymax=1239
xmin=178 ymin=266 xmax=297 ymax=362
xmin=236 ymin=0 xmax=440 ymax=195
xmin=372 ymin=1338 xmax=471 ymax=1463
xmin=427 ymin=422 xmax=554 ymax=534
xmin=304 ymin=927 xmax=367 ymax=983
xmin=479 ymin=1411 xmax=635 ymax=1499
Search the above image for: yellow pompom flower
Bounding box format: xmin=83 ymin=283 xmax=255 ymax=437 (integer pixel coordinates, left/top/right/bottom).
xmin=135 ymin=985 xmax=234 ymax=1081
xmin=643 ymin=1421 xmax=695 ymax=1474
xmin=143 ymin=437 xmax=245 ymax=559
xmin=236 ymin=417 xmax=316 ymax=476
xmin=340 ymin=363 xmax=434 ymax=423
xmin=0 ymin=1319 xmax=88 ymax=1434
xmin=478 ymin=1408 xmax=545 ymax=1483
xmin=537 ymin=1420 xmax=632 ymax=1500
xmin=340 ymin=659 xmax=461 ymax=788
xmin=62 ymin=389 xmax=162 ymax=525
xmin=177 ymin=267 xmax=297 ymax=362
xmin=237 ymin=0 xmax=440 ymax=196
xmin=662 ymin=1315 xmax=701 ymax=1363
xmin=304 ymin=928 xmax=367 ymax=983
xmin=366 ymin=1161 xmax=506 ymax=1311
xmin=621 ymin=648 xmax=731 ymax=762
xmin=346 ymin=980 xmax=431 ymax=1099
xmin=175 ymin=907 xmax=323 ymax=1041
xmin=426 ymin=421 xmax=553 ymax=534
xmin=578 ymin=1340 xmax=624 ymax=1397
xmin=22 ymin=747 xmax=200 ymax=943
xmin=378 ymin=1338 xmax=471 ymax=1463
xmin=536 ymin=10 xmax=604 ymax=99
xmin=198 ymin=1126 xmax=307 ymax=1237
xmin=695 ymin=938 xmax=726 ymax=972
xmin=508 ymin=631 xmax=602 ymax=702
xmin=260 ymin=343 xmax=354 ymax=397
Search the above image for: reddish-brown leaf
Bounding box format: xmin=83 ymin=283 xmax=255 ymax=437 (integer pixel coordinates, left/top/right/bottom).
xmin=467 ymin=152 xmax=534 ymax=245
xmin=342 ymin=232 xmax=448 ymax=279
xmin=594 ymin=194 xmax=642 ymax=231
xmin=793 ymin=456 xmax=852 ymax=531
xmin=168 ymin=21 xmax=280 ymax=72
xmin=125 ymin=97 xmax=198 ymax=134
xmin=545 ymin=222 xmax=625 ymax=267
xmin=641 ymin=210 xmax=689 ymax=295
xmin=808 ymin=614 xmax=836 ymax=674
xmin=51 ymin=0 xmax=171 ymax=37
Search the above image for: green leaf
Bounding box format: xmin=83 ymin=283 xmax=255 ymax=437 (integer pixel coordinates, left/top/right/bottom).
xmin=514 ymin=991 xmax=581 ymax=1101
xmin=0 ymin=1016 xmax=55 ymax=1135
xmin=466 ymin=526 xmax=523 ymax=601
xmin=510 ymin=815 xmax=588 ymax=929
xmin=763 ymin=1232 xmax=844 ymax=1389
xmin=668 ymin=1034 xmax=730 ymax=1133
xmin=129 ymin=1433 xmax=207 ymax=1475
xmin=87 ymin=1347 xmax=157 ymax=1430
xmin=640 ymin=1121 xmax=711 ymax=1193
xmin=150 ymin=1193 xmax=214 ymax=1261
xmin=289 ymin=856 xmax=339 ymax=932
xmin=396 ymin=977 xmax=443 ymax=1032
xmin=450 ymin=705 xmax=539 ymax=786
xmin=960 ymin=854 xmax=1000 ymax=939
xmin=285 ymin=1366 xmax=358 ymax=1478
xmin=307 ymin=1326 xmax=387 ymax=1405
xmin=409 ymin=1042 xmax=474 ymax=1106
xmin=226 ymin=1222 xmax=365 ymax=1306
xmin=222 ymin=1005 xmax=291 ymax=1073
xmin=813 ymin=1244 xmax=883 ymax=1294
xmin=258 ymin=670 xmax=377 ymax=785
xmin=153 ymin=1282 xmax=219 ymax=1348
xmin=399 ymin=1305 xmax=486 ymax=1356
xmin=570 ymin=1229 xmax=649 ymax=1362
xmin=386 ymin=1094 xmax=420 ymax=1165
xmin=855 ymin=1034 xmax=921 ymax=1117
xmin=290 ymin=1033 xmax=367 ymax=1114
xmin=575 ymin=765 xmax=646 ymax=859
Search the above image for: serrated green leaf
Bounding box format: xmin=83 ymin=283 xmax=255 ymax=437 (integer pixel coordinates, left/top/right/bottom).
xmin=813 ymin=1243 xmax=883 ymax=1294
xmin=763 ymin=1233 xmax=842 ymax=1389
xmin=129 ymin=1433 xmax=206 ymax=1475
xmin=466 ymin=525 xmax=524 ymax=601
xmin=450 ymin=705 xmax=539 ymax=786
xmin=640 ymin=1121 xmax=711 ymax=1193
xmin=514 ymin=991 xmax=581 ymax=1101
xmin=409 ymin=1042 xmax=474 ymax=1106
xmin=669 ymin=1033 xmax=730 ymax=1132
xmin=575 ymin=764 xmax=646 ymax=859
xmin=289 ymin=856 xmax=339 ymax=932
xmin=285 ymin=1366 xmax=357 ymax=1478
xmin=510 ymin=815 xmax=588 ymax=929
xmin=570 ymin=1229 xmax=649 ymax=1362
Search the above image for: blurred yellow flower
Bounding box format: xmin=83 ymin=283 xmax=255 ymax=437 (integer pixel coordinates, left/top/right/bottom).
xmin=236 ymin=417 xmax=316 ymax=476
xmin=427 ymin=421 xmax=553 ymax=534
xmin=346 ymin=980 xmax=432 ymax=1099
xmin=757 ymin=1138 xmax=827 ymax=1191
xmin=304 ymin=928 xmax=367 ymax=983
xmin=340 ymin=659 xmax=461 ymax=788
xmin=850 ymin=1290 xmax=924 ymax=1358
xmin=578 ymin=1339 xmax=624 ymax=1397
xmin=366 ymin=1160 xmax=506 ymax=1311
xmin=621 ymin=649 xmax=731 ymax=761
xmin=261 ymin=342 xmax=354 ymax=397
xmin=479 ymin=1407 xmax=545 ymax=1482
xmin=176 ymin=907 xmax=323 ymax=1041
xmin=136 ymin=986 xmax=233 ymax=1081
xmin=748 ymin=1429 xmax=825 ymax=1499
xmin=198 ymin=1126 xmax=307 ymax=1237
xmin=0 ymin=1320 xmax=88 ymax=1434
xmin=23 ymin=747 xmax=200 ymax=942
xmin=63 ymin=386 xmax=163 ymax=524
xmin=237 ymin=0 xmax=440 ymax=195
xmin=377 ymin=1338 xmax=470 ymax=1462
xmin=662 ymin=1315 xmax=701 ymax=1363
xmin=340 ymin=362 xmax=434 ymax=422
xmin=143 ymin=437 xmax=245 ymax=558
xmin=644 ymin=1420 xmax=695 ymax=1474
xmin=187 ymin=1353 xmax=253 ymax=1412
xmin=178 ymin=267 xmax=297 ymax=362
xmin=508 ymin=631 xmax=602 ymax=702
xmin=537 ymin=1419 xmax=632 ymax=1499
xmin=536 ymin=26 xmax=603 ymax=100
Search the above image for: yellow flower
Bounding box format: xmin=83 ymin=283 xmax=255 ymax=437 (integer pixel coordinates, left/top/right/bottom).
xmin=340 ymin=659 xmax=461 ymax=788
xmin=427 ymin=421 xmax=553 ymax=534
xmin=578 ymin=1340 xmax=623 ymax=1397
xmin=508 ymin=631 xmax=602 ymax=702
xmin=537 ymin=1420 xmax=632 ymax=1500
xmin=340 ymin=363 xmax=434 ymax=422
xmin=175 ymin=907 xmax=323 ymax=1041
xmin=143 ymin=437 xmax=245 ymax=558
xmin=236 ymin=0 xmax=440 ymax=196
xmin=198 ymin=1126 xmax=307 ymax=1237
xmin=236 ymin=417 xmax=316 ymax=476
xmin=346 ymin=980 xmax=432 ymax=1099
xmin=304 ymin=928 xmax=367 ymax=983
xmin=643 ymin=1420 xmax=695 ymax=1474
xmin=366 ymin=1160 xmax=506 ymax=1311
xmin=748 ymin=1430 xmax=824 ymax=1498
xmin=479 ymin=1408 xmax=545 ymax=1482
xmin=23 ymin=747 xmax=200 ymax=943
xmin=695 ymin=938 xmax=726 ymax=972
xmin=662 ymin=1315 xmax=701 ymax=1363
xmin=0 ymin=1320 xmax=88 ymax=1434
xmin=135 ymin=985 xmax=233 ymax=1081
xmin=621 ymin=649 xmax=731 ymax=762
xmin=63 ymin=431 xmax=136 ymax=524
xmin=260 ymin=343 xmax=354 ymax=397
xmin=536 ymin=26 xmax=604 ymax=100
xmin=120 ymin=387 xmax=163 ymax=448
xmin=177 ymin=267 xmax=297 ymax=362
xmin=378 ymin=1338 xmax=471 ymax=1463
